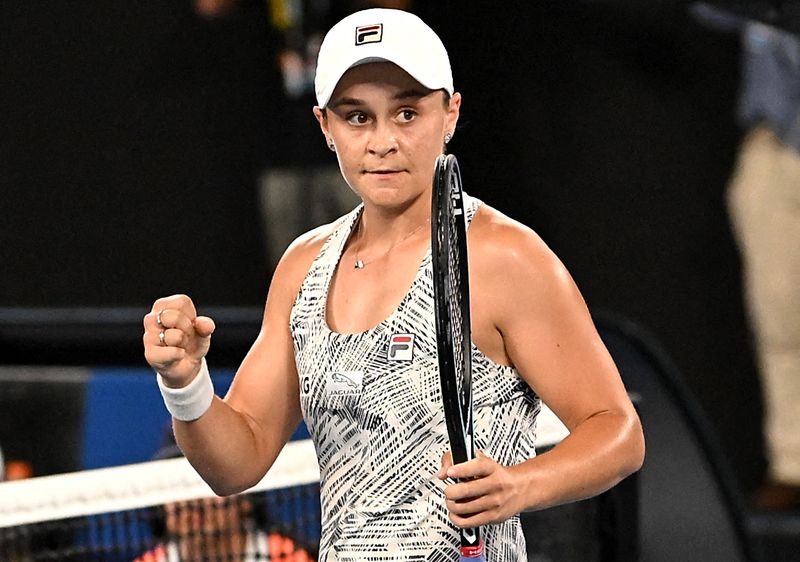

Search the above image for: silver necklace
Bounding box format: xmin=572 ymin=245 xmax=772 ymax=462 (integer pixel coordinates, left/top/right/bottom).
xmin=353 ymin=217 xmax=428 ymax=269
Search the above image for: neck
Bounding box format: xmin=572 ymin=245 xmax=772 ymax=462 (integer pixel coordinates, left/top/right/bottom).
xmin=351 ymin=209 xmax=430 ymax=270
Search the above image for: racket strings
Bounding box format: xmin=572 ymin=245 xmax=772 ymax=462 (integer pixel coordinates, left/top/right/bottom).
xmin=447 ymin=205 xmax=465 ymax=398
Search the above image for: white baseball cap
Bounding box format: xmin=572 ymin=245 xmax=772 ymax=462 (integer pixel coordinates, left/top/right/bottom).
xmin=315 ymin=8 xmax=454 ymax=108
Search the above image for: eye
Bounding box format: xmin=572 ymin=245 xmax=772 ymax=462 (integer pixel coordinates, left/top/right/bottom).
xmin=397 ymin=108 xmax=417 ymax=123
xmin=345 ymin=111 xmax=370 ymax=126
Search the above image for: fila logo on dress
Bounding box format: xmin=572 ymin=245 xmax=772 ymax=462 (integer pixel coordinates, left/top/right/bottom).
xmin=388 ymin=334 xmax=414 ymax=361
xmin=355 ymin=24 xmax=382 ymax=45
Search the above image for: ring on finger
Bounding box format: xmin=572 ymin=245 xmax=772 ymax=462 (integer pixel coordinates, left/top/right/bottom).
xmin=159 ymin=329 xmax=166 ymax=346
xmin=156 ymin=309 xmax=166 ymax=327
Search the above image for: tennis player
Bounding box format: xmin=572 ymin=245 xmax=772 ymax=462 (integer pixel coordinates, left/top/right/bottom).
xmin=144 ymin=8 xmax=644 ymax=561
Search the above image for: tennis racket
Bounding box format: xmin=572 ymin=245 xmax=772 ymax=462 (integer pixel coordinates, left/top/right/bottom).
xmin=431 ymin=153 xmax=486 ymax=562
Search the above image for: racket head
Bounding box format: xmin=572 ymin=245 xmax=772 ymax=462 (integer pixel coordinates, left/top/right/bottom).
xmin=431 ymin=153 xmax=474 ymax=465
xmin=431 ymin=154 xmax=485 ymax=561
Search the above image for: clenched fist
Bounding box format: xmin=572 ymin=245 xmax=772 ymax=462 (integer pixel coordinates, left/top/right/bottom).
xmin=143 ymin=294 xmax=215 ymax=388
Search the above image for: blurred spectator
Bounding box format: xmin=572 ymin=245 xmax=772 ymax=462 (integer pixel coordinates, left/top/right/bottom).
xmin=194 ymin=0 xmax=239 ymax=18
xmin=3 ymin=460 xmax=33 ymax=481
xmin=0 ymin=447 xmax=34 ymax=481
xmin=693 ymin=3 xmax=800 ymax=511
xmin=134 ymin=427 xmax=312 ymax=561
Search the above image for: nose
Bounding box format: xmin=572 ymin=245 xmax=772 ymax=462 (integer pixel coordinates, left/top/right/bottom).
xmin=367 ymin=121 xmax=399 ymax=157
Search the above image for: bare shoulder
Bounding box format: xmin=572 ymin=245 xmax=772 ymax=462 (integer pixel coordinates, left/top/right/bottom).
xmin=266 ymin=218 xmax=346 ymax=309
xmin=280 ymin=222 xmax=339 ymax=276
xmin=465 ymin=203 xmax=590 ymax=369
xmin=467 ymin=202 xmax=588 ymax=334
xmin=468 ymin=203 xmax=568 ymax=291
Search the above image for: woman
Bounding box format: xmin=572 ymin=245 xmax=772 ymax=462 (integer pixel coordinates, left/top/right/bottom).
xmin=144 ymin=8 xmax=644 ymax=561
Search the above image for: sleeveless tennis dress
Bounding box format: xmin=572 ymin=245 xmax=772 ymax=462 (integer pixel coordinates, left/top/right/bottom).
xmin=290 ymin=195 xmax=541 ymax=562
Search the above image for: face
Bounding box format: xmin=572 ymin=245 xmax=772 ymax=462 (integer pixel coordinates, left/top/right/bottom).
xmin=164 ymin=496 xmax=252 ymax=562
xmin=314 ymin=62 xmax=461 ymax=210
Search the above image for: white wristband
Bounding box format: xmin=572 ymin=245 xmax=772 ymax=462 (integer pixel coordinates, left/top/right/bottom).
xmin=156 ymin=358 xmax=215 ymax=422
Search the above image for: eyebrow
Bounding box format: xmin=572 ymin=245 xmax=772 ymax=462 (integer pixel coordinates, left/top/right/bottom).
xmin=393 ymin=88 xmax=431 ymax=101
xmin=328 ymin=88 xmax=432 ymax=109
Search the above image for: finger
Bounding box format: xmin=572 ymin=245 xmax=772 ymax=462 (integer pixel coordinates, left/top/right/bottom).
xmin=446 ymin=493 xmax=496 ymax=517
xmin=144 ymin=341 xmax=187 ymax=370
xmin=151 ymin=308 xmax=196 ymax=334
xmin=438 ymin=451 xmax=454 ymax=479
xmin=143 ymin=329 xmax=163 ymax=351
xmin=446 ymin=454 xmax=493 ymax=481
xmin=143 ymin=311 xmax=160 ymax=332
xmin=449 ymin=508 xmax=494 ymax=529
xmin=143 ymin=321 xmax=187 ymax=350
xmin=151 ymin=294 xmax=198 ymax=320
xmin=444 ymin=477 xmax=494 ymax=502
xmin=194 ymin=315 xmax=216 ymax=338
xmin=160 ymin=327 xmax=190 ymax=348
xmin=144 ymin=329 xmax=184 ymax=353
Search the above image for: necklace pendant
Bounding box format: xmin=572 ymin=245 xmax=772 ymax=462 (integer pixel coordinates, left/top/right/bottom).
xmin=354 ymin=259 xmax=365 ymax=269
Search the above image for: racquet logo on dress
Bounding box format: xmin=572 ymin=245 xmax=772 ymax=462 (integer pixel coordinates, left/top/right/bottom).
xmin=388 ymin=333 xmax=414 ymax=361
xmin=355 ymin=24 xmax=382 ymax=45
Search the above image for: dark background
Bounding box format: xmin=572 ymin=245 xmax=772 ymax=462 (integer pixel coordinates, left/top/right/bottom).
xmin=0 ymin=1 xmax=769 ymax=493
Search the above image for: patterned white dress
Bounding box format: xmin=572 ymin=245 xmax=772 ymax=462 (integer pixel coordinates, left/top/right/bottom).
xmin=290 ymin=195 xmax=541 ymax=561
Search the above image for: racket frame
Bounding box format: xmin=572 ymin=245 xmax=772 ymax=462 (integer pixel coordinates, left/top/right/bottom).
xmin=431 ymin=153 xmax=485 ymax=561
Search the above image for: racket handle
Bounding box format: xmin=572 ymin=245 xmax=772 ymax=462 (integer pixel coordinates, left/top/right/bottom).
xmin=460 ymin=542 xmax=486 ymax=561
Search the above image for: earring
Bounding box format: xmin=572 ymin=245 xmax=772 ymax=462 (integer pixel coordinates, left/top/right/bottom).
xmin=327 ymin=139 xmax=336 ymax=152
xmin=444 ymin=132 xmax=453 ymax=144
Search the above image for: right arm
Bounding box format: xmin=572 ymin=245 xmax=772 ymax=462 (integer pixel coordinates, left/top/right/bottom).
xmin=143 ymin=226 xmax=332 ymax=496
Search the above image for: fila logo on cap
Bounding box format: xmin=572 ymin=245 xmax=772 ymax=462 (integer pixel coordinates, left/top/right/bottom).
xmin=388 ymin=333 xmax=414 ymax=361
xmin=355 ymin=23 xmax=383 ymax=45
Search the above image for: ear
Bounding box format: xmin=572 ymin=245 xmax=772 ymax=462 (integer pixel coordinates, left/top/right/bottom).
xmin=313 ymin=106 xmax=330 ymax=138
xmin=445 ymin=92 xmax=461 ymax=136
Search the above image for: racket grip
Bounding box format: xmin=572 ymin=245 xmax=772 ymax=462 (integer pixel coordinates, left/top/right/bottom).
xmin=460 ymin=542 xmax=486 ymax=561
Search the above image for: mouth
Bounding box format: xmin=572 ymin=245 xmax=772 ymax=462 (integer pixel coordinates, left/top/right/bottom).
xmin=364 ymin=169 xmax=404 ymax=176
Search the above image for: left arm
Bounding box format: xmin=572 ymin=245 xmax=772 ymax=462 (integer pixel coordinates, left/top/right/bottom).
xmin=440 ymin=207 xmax=645 ymax=528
